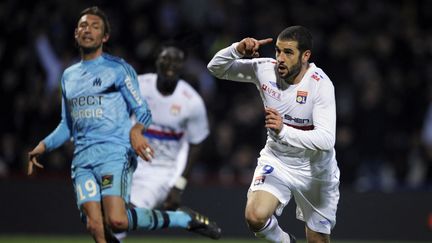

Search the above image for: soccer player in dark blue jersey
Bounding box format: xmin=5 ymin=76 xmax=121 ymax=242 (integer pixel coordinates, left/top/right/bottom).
xmin=27 ymin=6 xmax=220 ymax=243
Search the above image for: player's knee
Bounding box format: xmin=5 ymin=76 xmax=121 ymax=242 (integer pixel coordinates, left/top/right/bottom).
xmin=245 ymin=207 xmax=269 ymax=231
xmin=106 ymin=215 xmax=128 ymax=232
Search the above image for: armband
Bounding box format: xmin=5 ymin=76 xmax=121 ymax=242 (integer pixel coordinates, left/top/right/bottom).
xmin=174 ymin=176 xmax=188 ymax=190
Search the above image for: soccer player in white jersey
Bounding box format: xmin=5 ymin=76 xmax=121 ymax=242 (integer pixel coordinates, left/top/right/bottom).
xmin=131 ymin=46 xmax=209 ymax=210
xmin=27 ymin=6 xmax=220 ymax=242
xmin=115 ymin=46 xmax=215 ymax=241
xmin=207 ymin=26 xmax=340 ymax=243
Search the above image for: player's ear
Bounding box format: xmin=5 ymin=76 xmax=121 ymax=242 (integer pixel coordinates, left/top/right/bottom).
xmin=74 ymin=28 xmax=79 ymax=40
xmin=302 ymin=50 xmax=311 ymax=63
xmin=102 ymin=33 xmax=110 ymax=43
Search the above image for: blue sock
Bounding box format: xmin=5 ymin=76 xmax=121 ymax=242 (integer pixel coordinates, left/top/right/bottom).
xmin=127 ymin=208 xmax=191 ymax=231
xmin=166 ymin=211 xmax=191 ymax=228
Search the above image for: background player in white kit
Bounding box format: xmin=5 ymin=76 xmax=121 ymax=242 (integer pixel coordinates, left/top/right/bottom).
xmin=208 ymin=26 xmax=340 ymax=243
xmin=116 ymin=46 xmax=212 ymax=240
xmin=132 ymin=46 xmax=209 ymax=210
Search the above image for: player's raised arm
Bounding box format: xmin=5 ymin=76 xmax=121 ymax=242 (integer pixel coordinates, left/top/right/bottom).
xmin=207 ymin=38 xmax=272 ymax=83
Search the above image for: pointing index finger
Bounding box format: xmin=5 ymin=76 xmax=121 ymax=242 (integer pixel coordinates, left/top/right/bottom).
xmin=258 ymin=38 xmax=273 ymax=46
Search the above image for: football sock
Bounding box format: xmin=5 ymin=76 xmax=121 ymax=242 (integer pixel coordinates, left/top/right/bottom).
xmin=254 ymin=215 xmax=291 ymax=243
xmin=127 ymin=208 xmax=190 ymax=231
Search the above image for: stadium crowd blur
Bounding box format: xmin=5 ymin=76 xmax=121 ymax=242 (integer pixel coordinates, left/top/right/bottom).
xmin=1 ymin=0 xmax=431 ymax=192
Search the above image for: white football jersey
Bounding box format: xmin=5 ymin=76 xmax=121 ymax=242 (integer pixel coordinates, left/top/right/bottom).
xmin=129 ymin=74 xmax=208 ymax=209
xmin=208 ymin=43 xmax=338 ymax=178
xmin=137 ymin=73 xmax=209 ymax=168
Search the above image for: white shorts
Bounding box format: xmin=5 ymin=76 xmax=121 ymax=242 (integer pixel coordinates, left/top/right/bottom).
xmin=249 ymin=150 xmax=340 ymax=234
xmin=130 ymin=160 xmax=177 ymax=208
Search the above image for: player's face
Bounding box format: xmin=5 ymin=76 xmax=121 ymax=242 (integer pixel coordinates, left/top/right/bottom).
xmin=156 ymin=47 xmax=184 ymax=82
xmin=275 ymin=39 xmax=302 ymax=83
xmin=75 ymin=14 xmax=108 ymax=54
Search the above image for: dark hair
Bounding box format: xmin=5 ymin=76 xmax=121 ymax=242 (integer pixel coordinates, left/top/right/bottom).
xmin=78 ymin=6 xmax=111 ymax=36
xmin=153 ymin=42 xmax=188 ymax=60
xmin=277 ymin=26 xmax=313 ymax=54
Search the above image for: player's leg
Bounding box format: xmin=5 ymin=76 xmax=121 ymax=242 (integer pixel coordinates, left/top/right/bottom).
xmin=246 ymin=190 xmax=294 ymax=242
xmin=130 ymin=161 xmax=172 ymax=209
xmin=103 ymin=194 xmax=192 ymax=232
xmin=123 ymin=205 xmax=221 ymax=239
xmin=246 ymin=159 xmax=296 ymax=242
xmin=73 ymin=167 xmax=113 ymax=242
xmin=293 ymin=170 xmax=339 ymax=243
xmin=305 ymin=225 xmax=330 ymax=243
xmin=81 ymin=201 xmax=106 ymax=242
xmin=102 ymin=155 xmax=221 ymax=239
xmin=102 ymin=196 xmax=129 ymax=232
xmin=245 ymin=190 xmax=279 ymax=231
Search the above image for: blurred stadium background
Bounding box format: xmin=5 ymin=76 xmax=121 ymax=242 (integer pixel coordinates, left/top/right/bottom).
xmin=0 ymin=0 xmax=431 ymax=242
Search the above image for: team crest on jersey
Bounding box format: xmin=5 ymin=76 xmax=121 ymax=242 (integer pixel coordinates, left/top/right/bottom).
xmin=253 ymin=175 xmax=266 ymax=186
xmin=101 ymin=175 xmax=113 ymax=189
xmin=170 ymin=104 xmax=181 ymax=116
xmin=93 ymin=77 xmax=102 ymax=86
xmin=296 ymin=91 xmax=308 ymax=104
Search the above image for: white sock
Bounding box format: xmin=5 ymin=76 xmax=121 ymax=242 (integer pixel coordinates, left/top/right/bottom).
xmin=254 ymin=215 xmax=291 ymax=243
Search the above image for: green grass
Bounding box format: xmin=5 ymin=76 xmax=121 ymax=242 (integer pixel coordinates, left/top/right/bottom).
xmin=0 ymin=236 xmax=428 ymax=243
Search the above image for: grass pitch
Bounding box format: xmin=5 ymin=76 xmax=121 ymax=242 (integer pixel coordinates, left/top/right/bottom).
xmin=0 ymin=235 xmax=427 ymax=243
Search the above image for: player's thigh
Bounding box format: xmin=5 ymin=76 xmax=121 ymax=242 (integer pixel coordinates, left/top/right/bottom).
xmin=248 ymin=157 xmax=293 ymax=218
xmin=246 ymin=190 xmax=280 ymax=220
xmin=97 ymin=158 xmax=135 ymax=203
xmin=73 ymin=168 xmax=101 ymax=207
xmin=294 ymin=177 xmax=339 ymax=235
xmin=81 ymin=201 xmax=104 ymax=225
xmin=102 ymin=195 xmax=128 ymax=223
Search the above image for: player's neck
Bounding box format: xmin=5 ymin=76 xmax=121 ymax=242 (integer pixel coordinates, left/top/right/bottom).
xmin=156 ymin=77 xmax=178 ymax=96
xmin=292 ymin=62 xmax=310 ymax=85
xmin=81 ymin=48 xmax=103 ymax=61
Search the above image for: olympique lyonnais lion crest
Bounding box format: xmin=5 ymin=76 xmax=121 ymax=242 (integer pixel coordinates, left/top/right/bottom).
xmin=296 ymin=91 xmax=308 ymax=104
xmin=170 ymin=104 xmax=181 ymax=116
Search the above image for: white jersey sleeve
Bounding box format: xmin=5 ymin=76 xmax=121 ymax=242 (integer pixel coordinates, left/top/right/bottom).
xmin=207 ymin=43 xmax=260 ymax=84
xmin=186 ymin=94 xmax=209 ymax=144
xmin=276 ymin=78 xmax=336 ymax=151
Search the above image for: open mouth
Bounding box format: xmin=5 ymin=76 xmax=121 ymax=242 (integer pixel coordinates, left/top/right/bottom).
xmin=277 ymin=65 xmax=287 ymax=73
xmin=82 ymin=36 xmax=93 ymax=42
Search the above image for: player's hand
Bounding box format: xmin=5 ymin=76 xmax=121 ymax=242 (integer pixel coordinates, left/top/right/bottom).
xmin=265 ymin=107 xmax=283 ymax=134
xmin=163 ymin=187 xmax=182 ymax=210
xmin=27 ymin=142 xmax=46 ymax=175
xmin=130 ymin=123 xmax=154 ymax=162
xmin=236 ymin=37 xmax=273 ymax=58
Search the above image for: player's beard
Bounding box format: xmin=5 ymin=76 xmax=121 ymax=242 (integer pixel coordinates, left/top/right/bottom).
xmin=80 ymin=42 xmax=103 ymax=55
xmin=281 ymin=55 xmax=302 ymax=84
